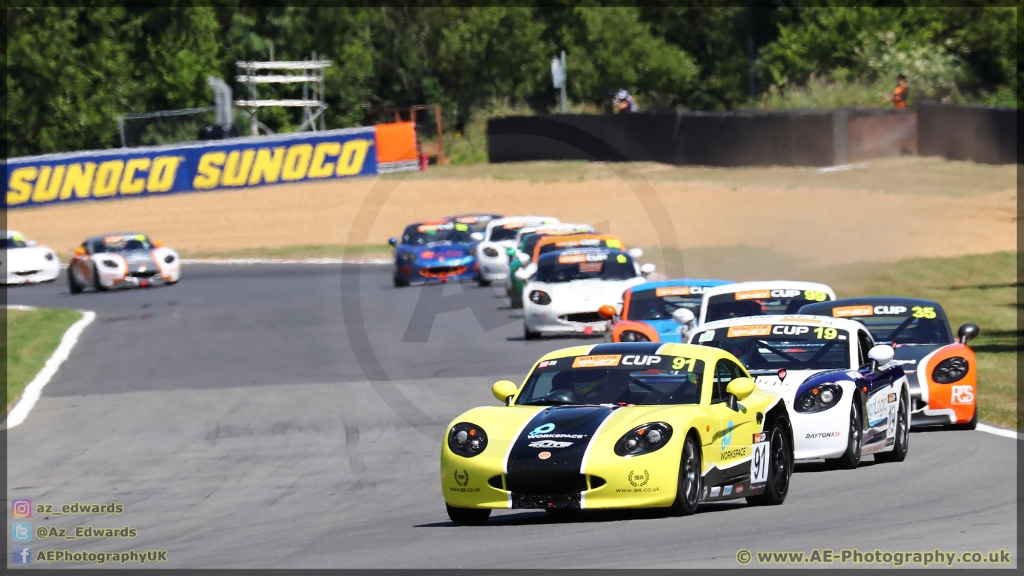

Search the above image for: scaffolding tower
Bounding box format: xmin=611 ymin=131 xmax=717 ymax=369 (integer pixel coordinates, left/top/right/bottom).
xmin=234 ymin=53 xmax=331 ymax=136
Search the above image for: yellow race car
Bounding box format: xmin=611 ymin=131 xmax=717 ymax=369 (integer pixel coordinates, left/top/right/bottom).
xmin=441 ymin=342 xmax=794 ymax=524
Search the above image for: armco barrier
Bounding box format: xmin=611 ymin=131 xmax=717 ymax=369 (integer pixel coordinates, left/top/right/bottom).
xmin=5 ymin=122 xmax=420 ymax=209
xmin=918 ymin=102 xmax=1018 ymax=165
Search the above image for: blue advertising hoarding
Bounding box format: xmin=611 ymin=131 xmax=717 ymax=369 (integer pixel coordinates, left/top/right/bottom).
xmin=4 ymin=126 xmax=378 ymax=209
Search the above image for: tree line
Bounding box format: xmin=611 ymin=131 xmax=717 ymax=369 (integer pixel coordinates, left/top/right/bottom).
xmin=6 ymin=3 xmax=1019 ymax=157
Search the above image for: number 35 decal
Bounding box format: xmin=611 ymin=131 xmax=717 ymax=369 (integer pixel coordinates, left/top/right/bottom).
xmin=911 ymin=306 xmax=936 ymax=319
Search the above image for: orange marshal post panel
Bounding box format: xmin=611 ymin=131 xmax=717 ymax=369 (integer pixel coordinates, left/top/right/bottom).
xmin=375 ymin=121 xmax=420 ymax=173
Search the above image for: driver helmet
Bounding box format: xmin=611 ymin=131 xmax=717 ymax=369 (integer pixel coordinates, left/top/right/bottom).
xmin=571 ymin=370 xmax=616 ymax=396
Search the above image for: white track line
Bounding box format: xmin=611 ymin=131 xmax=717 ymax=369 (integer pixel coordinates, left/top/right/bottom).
xmin=3 ymin=308 xmax=96 ymax=430
xmin=180 ymin=257 xmax=391 ymax=266
xmin=976 ymin=423 xmax=1023 ymax=441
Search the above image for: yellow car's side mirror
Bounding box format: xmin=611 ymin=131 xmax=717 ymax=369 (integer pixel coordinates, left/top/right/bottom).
xmin=726 ymin=377 xmax=756 ymax=401
xmin=492 ymin=380 xmax=518 ymax=405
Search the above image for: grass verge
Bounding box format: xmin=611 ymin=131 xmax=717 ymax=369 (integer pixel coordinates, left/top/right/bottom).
xmin=5 ymin=308 xmax=83 ymax=412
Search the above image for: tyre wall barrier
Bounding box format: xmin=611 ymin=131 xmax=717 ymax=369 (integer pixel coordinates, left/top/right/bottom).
xmin=489 ymin=106 xmax=1016 ymax=167
xmin=490 ymin=110 xmax=840 ymax=167
xmin=917 ymin=102 xmax=1018 ymax=165
xmin=4 ymin=121 xmax=420 ymax=210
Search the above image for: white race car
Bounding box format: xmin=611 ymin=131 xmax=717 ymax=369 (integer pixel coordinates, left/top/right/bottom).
xmin=3 ymin=230 xmax=60 ymax=284
xmin=689 ymin=315 xmax=910 ymax=468
xmin=474 ymin=216 xmax=559 ymax=286
xmin=523 ymin=247 xmax=651 ymax=339
xmin=698 ymin=281 xmax=837 ymax=325
xmin=67 ymin=232 xmax=181 ymax=293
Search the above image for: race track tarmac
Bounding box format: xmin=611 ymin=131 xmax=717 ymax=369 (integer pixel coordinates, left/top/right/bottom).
xmin=5 ymin=264 xmax=1018 ymax=568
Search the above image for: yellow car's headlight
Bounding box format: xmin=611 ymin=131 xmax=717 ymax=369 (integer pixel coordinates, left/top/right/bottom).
xmin=615 ymin=422 xmax=672 ymax=457
xmin=448 ymin=422 xmax=488 ymax=457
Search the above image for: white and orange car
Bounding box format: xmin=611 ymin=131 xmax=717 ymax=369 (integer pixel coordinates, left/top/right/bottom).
xmin=67 ymin=232 xmax=180 ymax=293
xmin=799 ymin=297 xmax=980 ymax=430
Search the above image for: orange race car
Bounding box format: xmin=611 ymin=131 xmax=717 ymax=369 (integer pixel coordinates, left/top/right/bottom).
xmin=799 ymin=297 xmax=981 ymax=430
xmin=599 ymin=279 xmax=735 ymax=343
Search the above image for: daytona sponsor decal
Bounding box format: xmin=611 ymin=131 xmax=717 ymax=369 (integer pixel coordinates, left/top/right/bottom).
xmin=806 ymin=431 xmax=842 ymax=439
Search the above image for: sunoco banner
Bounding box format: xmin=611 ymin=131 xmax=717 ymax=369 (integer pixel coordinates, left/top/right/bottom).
xmin=4 ymin=126 xmax=381 ymax=209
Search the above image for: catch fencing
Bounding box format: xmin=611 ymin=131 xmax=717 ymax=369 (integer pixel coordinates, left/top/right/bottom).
xmin=5 ymin=122 xmax=419 ymax=210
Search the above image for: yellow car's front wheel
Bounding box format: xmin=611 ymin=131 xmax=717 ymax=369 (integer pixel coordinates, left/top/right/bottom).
xmin=668 ymin=434 xmax=701 ymax=516
xmin=446 ymin=504 xmax=491 ymax=525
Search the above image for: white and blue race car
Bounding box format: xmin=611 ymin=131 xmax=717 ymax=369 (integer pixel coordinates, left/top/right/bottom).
xmin=689 ymin=315 xmax=909 ymax=468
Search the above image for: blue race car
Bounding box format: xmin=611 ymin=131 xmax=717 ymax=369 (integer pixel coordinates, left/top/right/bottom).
xmin=389 ymin=220 xmax=479 ymax=287
xmin=601 ymin=279 xmax=734 ymax=342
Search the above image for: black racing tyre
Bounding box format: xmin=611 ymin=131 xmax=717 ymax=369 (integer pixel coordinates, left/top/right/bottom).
xmin=476 ymin=276 xmax=491 ymax=287
xmin=445 ymin=504 xmax=490 ymax=525
xmin=668 ymin=433 xmax=702 ymax=516
xmin=746 ymin=420 xmax=792 ymax=506
xmin=827 ymin=400 xmax=862 ymax=470
xmin=393 ymin=274 xmax=409 ymax=288
xmin=876 ymin=390 xmax=910 ymax=462
xmin=524 ymin=324 xmax=541 ymax=341
xmin=92 ymin=264 xmax=107 ymax=292
xmin=67 ymin=266 xmax=82 ymax=294
xmin=950 ymin=403 xmax=979 ymax=431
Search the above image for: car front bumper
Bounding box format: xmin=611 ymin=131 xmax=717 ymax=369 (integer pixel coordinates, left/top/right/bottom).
xmin=441 ymin=443 xmax=680 ymax=511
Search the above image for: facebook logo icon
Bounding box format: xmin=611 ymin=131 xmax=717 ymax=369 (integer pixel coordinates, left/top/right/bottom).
xmin=13 ymin=546 xmax=32 ymax=565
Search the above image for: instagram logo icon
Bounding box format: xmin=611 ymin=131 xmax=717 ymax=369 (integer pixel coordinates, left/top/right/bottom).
xmin=12 ymin=499 xmax=31 ymax=518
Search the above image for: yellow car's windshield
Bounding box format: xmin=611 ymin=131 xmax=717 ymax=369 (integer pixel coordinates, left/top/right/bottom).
xmin=516 ymin=354 xmax=705 ymax=406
